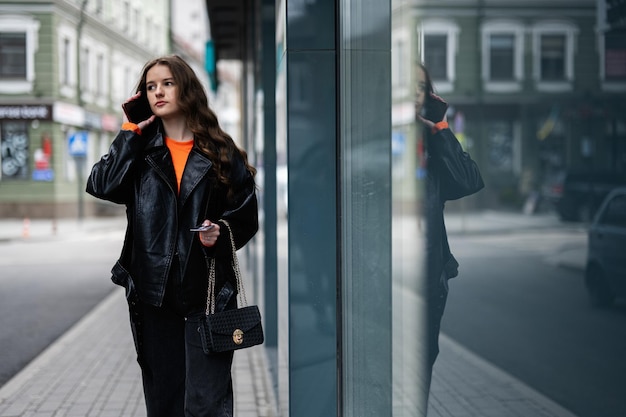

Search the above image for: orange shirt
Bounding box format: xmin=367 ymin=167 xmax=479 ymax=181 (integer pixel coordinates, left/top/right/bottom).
xmin=165 ymin=137 xmax=194 ymax=193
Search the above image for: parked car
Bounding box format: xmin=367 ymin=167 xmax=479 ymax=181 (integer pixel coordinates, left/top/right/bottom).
xmin=555 ymin=170 xmax=626 ymax=222
xmin=584 ymin=187 xmax=626 ymax=307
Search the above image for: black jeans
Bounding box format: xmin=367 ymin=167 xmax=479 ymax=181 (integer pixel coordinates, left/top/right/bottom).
xmin=130 ymin=268 xmax=234 ymax=417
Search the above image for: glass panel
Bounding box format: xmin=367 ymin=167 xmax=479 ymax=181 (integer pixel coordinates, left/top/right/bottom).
xmin=339 ymin=1 xmax=393 ymax=416
xmin=275 ymin=40 xmax=290 ymax=417
xmin=282 ymin=1 xmax=339 ymax=416
xmin=394 ymin=4 xmax=626 ymax=417
xmin=286 ymin=52 xmax=337 ymax=417
xmin=393 ymin=5 xmax=430 ymax=417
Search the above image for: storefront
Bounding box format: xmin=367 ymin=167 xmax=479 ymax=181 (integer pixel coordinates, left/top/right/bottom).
xmin=0 ymin=102 xmax=119 ymax=218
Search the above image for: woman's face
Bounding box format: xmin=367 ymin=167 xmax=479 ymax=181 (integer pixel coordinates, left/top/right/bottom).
xmin=415 ymin=66 xmax=427 ymax=116
xmin=145 ymin=64 xmax=182 ymax=120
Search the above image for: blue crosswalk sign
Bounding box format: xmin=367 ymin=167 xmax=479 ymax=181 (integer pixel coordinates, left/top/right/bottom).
xmin=68 ymin=131 xmax=88 ymax=156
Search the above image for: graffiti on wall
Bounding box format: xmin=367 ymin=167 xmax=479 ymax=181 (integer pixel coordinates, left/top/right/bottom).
xmin=1 ymin=122 xmax=29 ymax=179
xmin=487 ymin=120 xmax=514 ymax=173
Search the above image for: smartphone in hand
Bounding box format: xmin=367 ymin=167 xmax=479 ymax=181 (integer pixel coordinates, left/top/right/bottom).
xmin=190 ymin=224 xmax=215 ymax=232
xmin=122 ymin=94 xmax=153 ymax=124
xmin=423 ymin=94 xmax=448 ymax=123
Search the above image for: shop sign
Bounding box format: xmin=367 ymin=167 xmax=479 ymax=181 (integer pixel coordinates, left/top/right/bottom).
xmin=32 ymin=169 xmax=54 ymax=181
xmin=0 ymin=105 xmax=52 ymax=120
xmin=53 ymin=102 xmax=85 ymax=126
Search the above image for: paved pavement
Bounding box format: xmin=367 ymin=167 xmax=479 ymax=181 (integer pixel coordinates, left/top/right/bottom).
xmin=0 ymin=211 xmax=586 ymax=416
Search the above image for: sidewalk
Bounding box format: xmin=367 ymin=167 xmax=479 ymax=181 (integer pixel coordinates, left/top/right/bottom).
xmin=0 ymin=288 xmax=276 ymax=417
xmin=0 ymin=211 xmax=584 ymax=416
xmin=0 ymin=216 xmax=127 ymax=243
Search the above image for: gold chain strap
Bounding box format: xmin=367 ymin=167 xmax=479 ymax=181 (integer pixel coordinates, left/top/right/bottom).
xmin=205 ymin=220 xmax=248 ymax=315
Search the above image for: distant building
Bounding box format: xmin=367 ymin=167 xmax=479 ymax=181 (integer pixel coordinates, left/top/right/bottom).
xmin=391 ymin=0 xmax=626 ymax=209
xmin=170 ymin=0 xmax=211 ymax=96
xmin=0 ymin=0 xmax=170 ymax=218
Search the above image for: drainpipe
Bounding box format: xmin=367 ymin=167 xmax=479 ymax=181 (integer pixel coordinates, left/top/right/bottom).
xmin=75 ymin=0 xmax=88 ymax=222
xmin=76 ymin=0 xmax=88 ymax=108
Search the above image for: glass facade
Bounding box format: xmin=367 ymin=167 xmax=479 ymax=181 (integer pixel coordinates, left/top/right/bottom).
xmin=220 ymin=1 xmax=626 ymax=416
xmin=270 ymin=0 xmax=427 ymax=415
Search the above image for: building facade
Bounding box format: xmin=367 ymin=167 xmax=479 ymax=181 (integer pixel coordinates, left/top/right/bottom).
xmin=0 ymin=0 xmax=170 ymax=218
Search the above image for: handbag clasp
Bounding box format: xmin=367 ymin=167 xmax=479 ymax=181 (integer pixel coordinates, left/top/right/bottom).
xmin=233 ymin=329 xmax=244 ymax=345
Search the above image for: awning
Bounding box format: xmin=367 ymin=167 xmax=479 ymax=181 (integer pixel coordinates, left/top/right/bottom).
xmin=205 ymin=0 xmax=246 ymax=61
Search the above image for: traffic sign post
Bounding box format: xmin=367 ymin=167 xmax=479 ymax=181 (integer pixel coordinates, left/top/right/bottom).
xmin=68 ymin=131 xmax=88 ymax=221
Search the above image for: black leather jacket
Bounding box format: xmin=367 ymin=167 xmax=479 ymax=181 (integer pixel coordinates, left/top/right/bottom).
xmin=425 ymin=127 xmax=484 ymax=283
xmin=86 ymin=128 xmax=258 ymax=308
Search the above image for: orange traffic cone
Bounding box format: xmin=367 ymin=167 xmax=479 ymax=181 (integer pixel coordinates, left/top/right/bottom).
xmin=22 ymin=217 xmax=30 ymax=239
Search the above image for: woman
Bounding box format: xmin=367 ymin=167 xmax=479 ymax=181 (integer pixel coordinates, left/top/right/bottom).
xmin=415 ymin=63 xmax=484 ymax=391
xmin=87 ymin=55 xmax=258 ymax=416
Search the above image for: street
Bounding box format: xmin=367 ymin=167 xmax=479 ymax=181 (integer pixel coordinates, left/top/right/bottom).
xmin=1 ymin=214 xmax=625 ymax=417
xmin=0 ymin=227 xmax=124 ymax=386
xmin=442 ymin=228 xmax=626 ymax=417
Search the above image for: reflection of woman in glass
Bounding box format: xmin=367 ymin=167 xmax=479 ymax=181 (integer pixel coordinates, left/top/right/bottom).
xmin=87 ymin=55 xmax=258 ymax=417
xmin=415 ymin=63 xmax=484 ymax=391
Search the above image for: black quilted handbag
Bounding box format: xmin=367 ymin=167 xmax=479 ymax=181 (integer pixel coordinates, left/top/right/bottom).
xmin=200 ymin=220 xmax=264 ymax=354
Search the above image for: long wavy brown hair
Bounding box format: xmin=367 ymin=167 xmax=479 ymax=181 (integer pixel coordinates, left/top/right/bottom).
xmin=135 ymin=55 xmax=256 ymax=193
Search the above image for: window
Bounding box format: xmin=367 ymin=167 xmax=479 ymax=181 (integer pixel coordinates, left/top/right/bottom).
xmin=95 ymin=0 xmax=104 ymax=16
xmin=603 ymin=32 xmax=626 ymax=84
xmin=80 ymin=46 xmax=91 ymax=92
xmin=0 ymin=15 xmax=40 ymax=93
xmin=601 ymin=0 xmax=626 ymax=88
xmin=60 ymin=37 xmax=71 ymax=85
xmin=96 ymin=53 xmax=104 ymax=95
xmin=76 ymin=39 xmax=108 ymax=105
xmin=145 ymin=15 xmax=152 ymax=45
xmin=131 ymin=7 xmax=139 ymax=38
xmin=481 ymin=21 xmax=524 ymax=92
xmin=122 ymin=1 xmax=130 ymax=32
xmin=0 ymin=33 xmax=26 ymax=78
xmin=540 ymin=34 xmax=566 ymax=81
xmin=489 ymin=34 xmax=515 ymax=81
xmin=424 ymin=34 xmax=447 ymax=81
xmin=110 ymin=51 xmax=125 ymax=104
xmin=93 ymin=49 xmax=109 ymax=107
xmin=58 ymin=24 xmax=77 ymax=98
xmin=532 ymin=22 xmax=578 ymax=92
xmin=418 ymin=19 xmax=459 ymax=93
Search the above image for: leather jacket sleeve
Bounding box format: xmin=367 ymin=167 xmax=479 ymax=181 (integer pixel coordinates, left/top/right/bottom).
xmin=428 ymin=127 xmax=484 ymax=202
xmin=210 ymin=151 xmax=259 ymax=258
xmin=86 ymin=129 xmax=146 ymax=204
